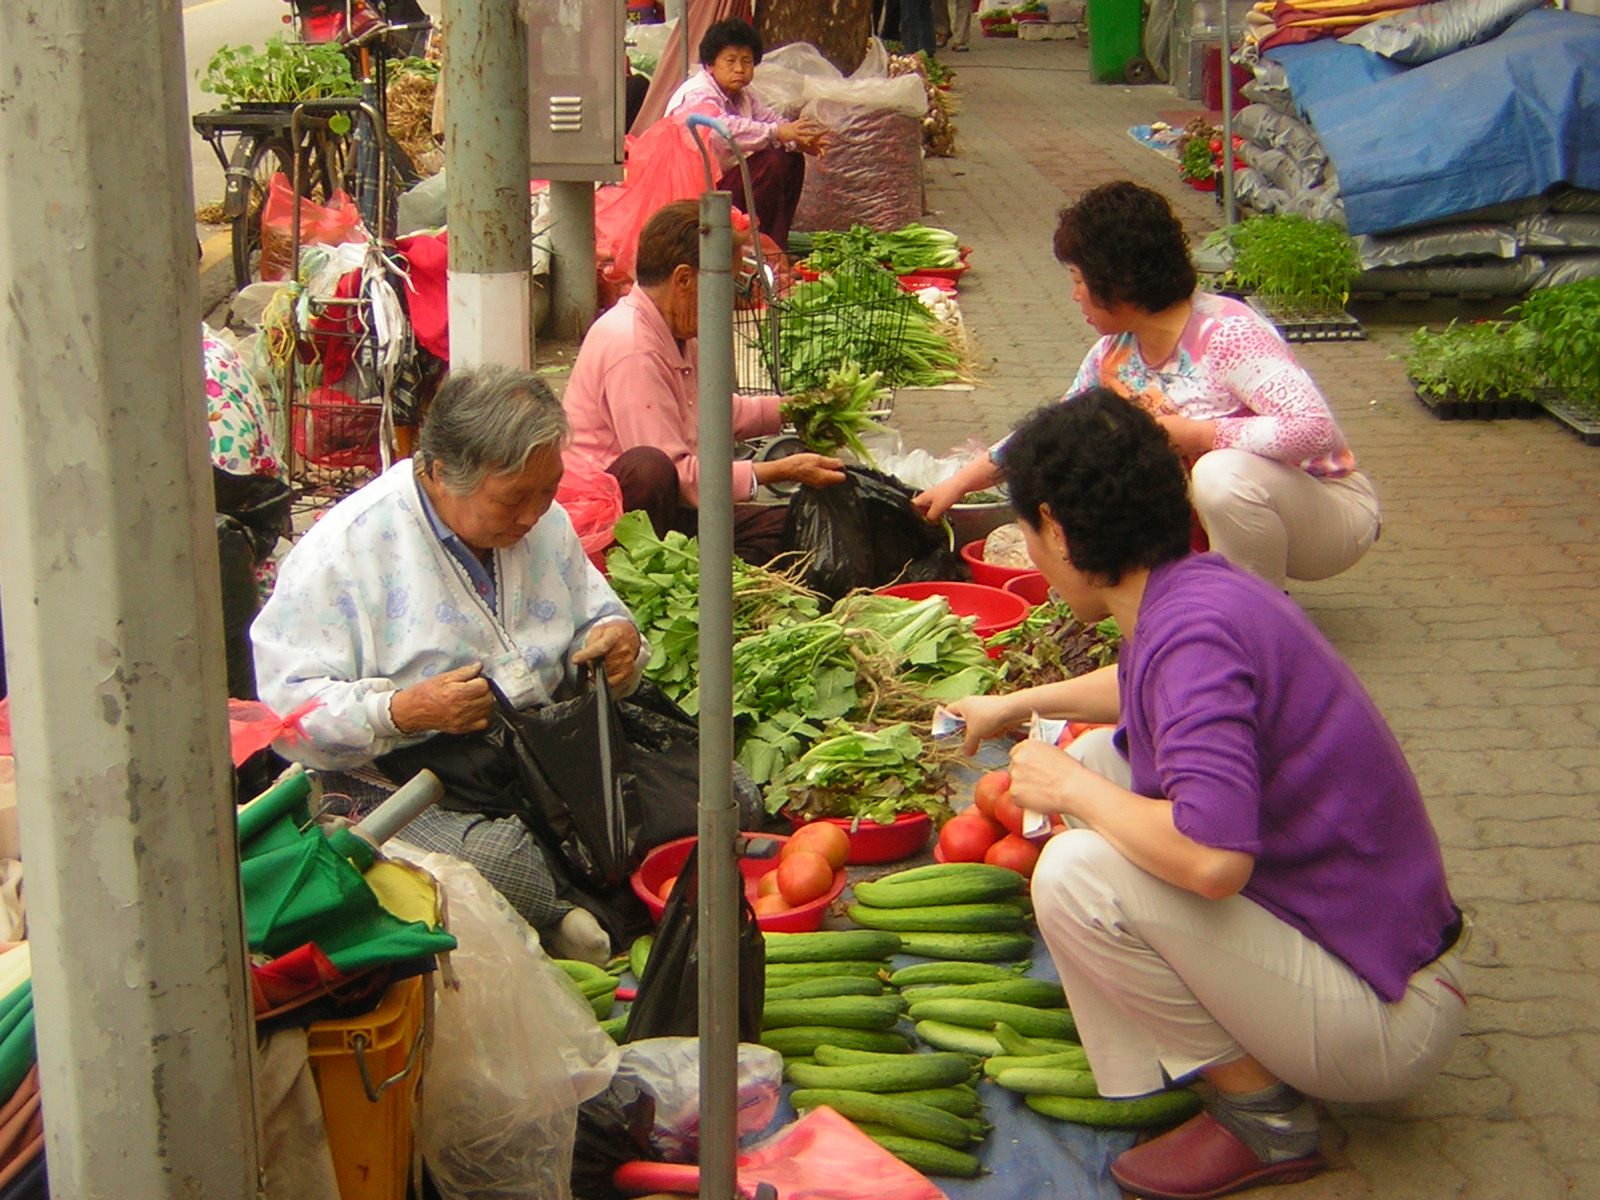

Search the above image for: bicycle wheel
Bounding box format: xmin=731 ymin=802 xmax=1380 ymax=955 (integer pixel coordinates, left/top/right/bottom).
xmin=231 ymin=135 xmax=295 ymax=292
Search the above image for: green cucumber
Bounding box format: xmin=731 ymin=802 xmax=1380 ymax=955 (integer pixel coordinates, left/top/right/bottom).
xmin=857 ymin=1130 xmax=984 ymax=1178
xmin=983 ymin=1049 xmax=1091 ymax=1079
xmin=848 ymin=902 xmax=1026 ymax=934
xmin=1025 ymin=1089 xmax=1202 ymax=1128
xmin=765 ymin=960 xmax=887 ymax=984
xmin=881 ymin=1086 xmax=982 ymax=1117
xmin=764 ymin=931 xmax=902 ymax=963
xmin=627 ymin=934 xmax=652 ymax=982
xmin=888 ymin=961 xmax=1031 ymax=987
xmin=993 ymin=1021 xmax=1082 ymax=1056
xmin=789 ymin=1089 xmax=972 ymax=1147
xmin=785 ymin=1055 xmax=973 ymax=1092
xmin=764 ymin=977 xmax=884 ymax=1002
xmin=914 ymin=1019 xmax=1002 ymax=1057
xmin=589 ymin=987 xmax=616 ymax=1020
xmin=761 ymin=994 xmax=906 ymax=1032
xmin=598 ymin=1014 xmax=628 ymax=1040
xmin=895 ymin=931 xmax=1035 ymax=962
xmin=864 ymin=862 xmax=1021 ymax=889
xmin=853 ymin=865 xmax=1025 ymax=908
xmin=759 ymin=1026 xmax=912 ymax=1057
xmin=994 ymin=1066 xmax=1100 ymax=1097
xmin=899 ymin=978 xmax=1066 ymax=1008
xmin=907 ymin=999 xmax=1077 ymax=1041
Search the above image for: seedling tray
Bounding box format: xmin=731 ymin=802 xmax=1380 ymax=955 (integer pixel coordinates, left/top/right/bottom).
xmin=1539 ymin=394 xmax=1600 ymax=446
xmin=1410 ymin=382 xmax=1541 ymax=422
xmin=1246 ymin=296 xmax=1366 ymax=343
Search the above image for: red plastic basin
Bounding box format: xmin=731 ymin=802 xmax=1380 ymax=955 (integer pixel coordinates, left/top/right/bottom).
xmin=789 ymin=811 xmax=933 ymax=865
xmin=1003 ymin=571 xmax=1053 ymax=607
xmin=960 ymin=540 xmax=1037 ymax=589
xmin=630 ymin=833 xmax=846 ymax=932
xmin=877 ymin=579 xmax=1031 ymax=644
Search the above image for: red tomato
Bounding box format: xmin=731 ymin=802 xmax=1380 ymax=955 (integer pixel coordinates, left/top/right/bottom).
xmin=993 ymin=791 xmax=1028 ymax=837
xmin=972 ymin=770 xmax=1012 ymax=820
xmin=938 ymin=813 xmax=1005 ymax=862
xmin=784 ymin=822 xmax=852 ymax=872
xmin=657 ymin=874 xmax=680 ymax=903
xmin=756 ymin=871 xmax=783 ymax=898
xmin=776 ymin=849 xmax=836 ymax=905
xmin=753 ymin=893 xmax=794 ymax=916
xmin=984 ymin=833 xmax=1041 ymax=878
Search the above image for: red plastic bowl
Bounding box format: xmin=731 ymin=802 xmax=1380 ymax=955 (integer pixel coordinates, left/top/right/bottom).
xmin=1003 ymin=571 xmax=1053 ymax=607
xmin=960 ymin=540 xmax=1038 ymax=589
xmin=877 ymin=580 xmax=1031 ymax=644
xmin=789 ymin=812 xmax=933 ymax=865
xmin=630 ymin=834 xmax=846 ymax=932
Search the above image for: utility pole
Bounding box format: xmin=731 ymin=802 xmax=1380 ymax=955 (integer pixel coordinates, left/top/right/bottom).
xmin=547 ymin=182 xmax=599 ymax=340
xmin=0 ymin=1 xmax=259 ymax=1196
xmin=445 ymin=0 xmax=536 ymax=367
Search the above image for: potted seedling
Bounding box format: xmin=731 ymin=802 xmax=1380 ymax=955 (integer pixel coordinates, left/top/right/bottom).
xmin=1509 ymin=279 xmax=1600 ymax=444
xmin=1401 ymin=320 xmax=1541 ymax=421
xmin=1219 ymin=214 xmax=1363 ymax=340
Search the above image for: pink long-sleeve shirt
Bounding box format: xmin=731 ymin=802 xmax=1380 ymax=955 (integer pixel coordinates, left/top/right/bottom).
xmin=562 ymin=287 xmax=782 ymax=505
xmin=665 ymin=67 xmax=786 ymax=170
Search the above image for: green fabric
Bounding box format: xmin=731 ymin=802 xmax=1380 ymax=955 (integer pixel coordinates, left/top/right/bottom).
xmin=238 ymin=773 xmax=455 ymax=972
xmin=0 ymin=1008 xmax=34 ymax=1103
xmin=0 ymin=980 xmax=30 ymax=1034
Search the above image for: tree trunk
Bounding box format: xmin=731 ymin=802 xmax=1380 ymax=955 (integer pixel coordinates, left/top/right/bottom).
xmin=756 ymin=0 xmax=874 ymax=75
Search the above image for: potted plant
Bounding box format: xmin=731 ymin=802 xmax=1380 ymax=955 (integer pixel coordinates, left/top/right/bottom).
xmin=1223 ymin=214 xmax=1360 ymax=325
xmin=1401 ymin=320 xmax=1541 ymax=421
xmin=1509 ymin=279 xmax=1600 ymax=443
xmin=200 ymin=35 xmax=359 ymax=110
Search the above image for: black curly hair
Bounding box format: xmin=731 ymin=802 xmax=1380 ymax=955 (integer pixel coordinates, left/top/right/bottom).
xmin=1053 ymin=181 xmax=1198 ymax=313
xmin=699 ymin=18 xmax=763 ymax=66
xmin=1001 ymin=389 xmax=1193 ymax=586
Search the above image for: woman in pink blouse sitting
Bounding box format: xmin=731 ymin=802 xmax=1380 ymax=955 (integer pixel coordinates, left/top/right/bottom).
xmin=665 ymin=19 xmax=828 ymax=252
xmin=915 ymin=181 xmax=1381 ymax=591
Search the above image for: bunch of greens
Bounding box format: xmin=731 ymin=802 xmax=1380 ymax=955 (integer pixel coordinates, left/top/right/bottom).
xmin=1402 ymin=320 xmax=1540 ymax=405
xmin=199 ymin=36 xmax=358 ymax=108
xmin=801 ymin=223 xmax=961 ymax=275
xmin=987 ymin=605 xmax=1122 ymax=690
xmin=1218 ymin=214 xmax=1359 ymax=317
xmin=780 ymin=361 xmax=891 ymax=460
xmin=1509 ymin=279 xmax=1600 ymax=408
xmin=1180 ymin=137 xmax=1216 ymax=184
xmin=763 ymin=722 xmax=959 ymax=826
xmin=774 ymin=261 xmax=963 ymax=392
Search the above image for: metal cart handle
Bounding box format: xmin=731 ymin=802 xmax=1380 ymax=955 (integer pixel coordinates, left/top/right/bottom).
xmin=350 ymin=1020 xmax=426 ymax=1103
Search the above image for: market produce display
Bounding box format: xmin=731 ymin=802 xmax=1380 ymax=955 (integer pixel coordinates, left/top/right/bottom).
xmin=799 ymin=224 xmax=963 ymax=276
xmin=780 ymin=361 xmax=891 ymax=462
xmin=987 ymin=603 xmax=1122 ymax=691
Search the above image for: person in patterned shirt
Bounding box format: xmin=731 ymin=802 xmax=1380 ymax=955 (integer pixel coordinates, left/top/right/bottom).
xmin=915 ymin=181 xmax=1380 ymax=591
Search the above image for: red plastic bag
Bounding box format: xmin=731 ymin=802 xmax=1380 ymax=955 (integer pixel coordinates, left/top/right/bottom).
xmin=292 ymin=385 xmax=383 ymax=470
xmin=228 ymin=698 xmax=319 ymax=766
xmin=259 ymin=172 xmax=367 ymax=281
xmin=556 ymin=461 xmax=625 ymax=570
xmin=596 ymin=107 xmax=722 ymax=282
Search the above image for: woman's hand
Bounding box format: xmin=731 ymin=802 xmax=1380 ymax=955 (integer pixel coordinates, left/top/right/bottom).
xmin=1155 ymin=413 xmax=1217 ymax=459
xmin=1007 ymin=738 xmax=1082 ymax=817
xmin=777 ymin=117 xmax=829 ymax=155
xmin=390 ymin=662 xmax=493 ymax=735
xmin=912 ymin=475 xmax=970 ymax=523
xmin=947 ymin=693 xmax=1026 ymax=757
xmin=573 ymin=621 xmax=643 ymax=689
xmin=755 ymin=452 xmax=847 ymax=489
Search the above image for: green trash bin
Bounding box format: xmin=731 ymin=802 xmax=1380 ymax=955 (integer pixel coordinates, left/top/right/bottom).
xmin=1088 ymin=0 xmax=1145 ymax=83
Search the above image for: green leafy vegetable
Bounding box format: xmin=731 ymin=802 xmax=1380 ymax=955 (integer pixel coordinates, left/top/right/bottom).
xmin=1400 ymin=320 xmax=1539 ymax=405
xmin=199 ymin=36 xmax=359 ymax=108
xmin=1509 ymin=279 xmax=1600 ymax=409
xmin=1213 ymin=214 xmax=1359 ymax=318
xmin=764 ymin=722 xmax=956 ymax=826
xmin=987 ymin=605 xmax=1121 ymax=690
xmin=781 ymin=361 xmax=891 ymax=461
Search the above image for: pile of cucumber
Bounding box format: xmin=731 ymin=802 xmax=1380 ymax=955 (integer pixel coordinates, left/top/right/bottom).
xmin=555 ymin=957 xmax=625 ymax=1034
xmin=849 ymin=863 xmax=1035 ymax=962
xmin=760 ymin=930 xmax=908 ymax=1057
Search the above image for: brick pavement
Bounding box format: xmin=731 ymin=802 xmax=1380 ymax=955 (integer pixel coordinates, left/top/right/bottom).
xmin=903 ymin=34 xmax=1600 ymax=1200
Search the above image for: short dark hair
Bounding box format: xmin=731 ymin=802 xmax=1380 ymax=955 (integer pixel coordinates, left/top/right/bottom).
xmin=1052 ymin=181 xmax=1197 ymax=313
xmin=699 ymin=18 xmax=763 ymax=66
xmin=635 ymin=200 xmax=700 ymax=286
xmin=1001 ymin=389 xmax=1192 ymax=586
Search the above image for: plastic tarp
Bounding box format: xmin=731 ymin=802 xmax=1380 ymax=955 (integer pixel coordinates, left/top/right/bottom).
xmin=1268 ymin=9 xmax=1600 ymax=235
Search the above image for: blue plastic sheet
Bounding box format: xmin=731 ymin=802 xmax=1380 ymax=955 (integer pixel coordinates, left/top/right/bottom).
xmin=1270 ymin=9 xmax=1600 ymax=235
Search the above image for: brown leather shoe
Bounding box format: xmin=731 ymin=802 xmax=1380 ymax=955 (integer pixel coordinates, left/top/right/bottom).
xmin=1110 ymin=1112 xmax=1324 ymax=1200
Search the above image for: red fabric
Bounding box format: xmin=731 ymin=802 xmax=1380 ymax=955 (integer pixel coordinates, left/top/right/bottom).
xmin=0 ymin=700 xmax=9 ymax=759
xmin=228 ymin=697 xmax=320 ymax=766
xmin=397 ymin=231 xmax=451 ymax=361
xmin=250 ymin=942 xmax=351 ymax=1014
xmin=304 ymin=266 xmax=365 ymax=380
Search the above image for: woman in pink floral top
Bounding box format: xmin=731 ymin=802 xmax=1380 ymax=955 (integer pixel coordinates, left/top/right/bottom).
xmin=917 ymin=182 xmax=1380 ymax=590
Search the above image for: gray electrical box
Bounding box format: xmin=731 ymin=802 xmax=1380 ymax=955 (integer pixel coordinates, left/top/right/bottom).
xmin=528 ymin=0 xmax=626 ymax=182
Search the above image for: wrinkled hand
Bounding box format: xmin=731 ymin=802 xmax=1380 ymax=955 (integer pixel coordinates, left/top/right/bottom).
xmin=912 ymin=476 xmax=969 ymax=524
xmin=572 ymin=621 xmax=643 ymax=690
xmin=390 ymin=662 xmax=493 ymax=736
xmin=767 ymin=452 xmax=847 ymax=489
xmin=778 ymin=117 xmax=829 ymax=156
xmin=946 ymin=693 xmax=1024 ymax=757
xmin=1007 ymin=738 xmax=1081 ymax=816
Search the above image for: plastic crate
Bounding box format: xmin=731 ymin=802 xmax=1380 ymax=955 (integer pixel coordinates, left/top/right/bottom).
xmin=307 ymin=974 xmax=426 ymax=1200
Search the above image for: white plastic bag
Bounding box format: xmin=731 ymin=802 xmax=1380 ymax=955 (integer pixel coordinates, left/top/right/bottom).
xmin=751 ymin=39 xmax=927 ymax=120
xmin=391 ymin=846 xmax=620 ymax=1200
xmin=614 ymin=1038 xmax=783 ymax=1163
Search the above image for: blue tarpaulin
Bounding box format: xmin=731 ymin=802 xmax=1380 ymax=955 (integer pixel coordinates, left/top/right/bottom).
xmin=1268 ymin=8 xmax=1600 ymax=235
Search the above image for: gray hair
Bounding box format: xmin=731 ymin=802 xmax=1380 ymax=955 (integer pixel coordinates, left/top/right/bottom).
xmin=417 ymin=365 xmax=569 ymax=495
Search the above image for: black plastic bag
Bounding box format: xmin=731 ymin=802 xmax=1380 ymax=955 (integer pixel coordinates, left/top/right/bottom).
xmin=212 ymin=466 xmax=292 ymax=565
xmin=623 ymin=840 xmax=766 ymax=1043
xmin=781 ymin=465 xmax=963 ymax=602
xmin=570 ymin=1077 xmax=657 ymax=1200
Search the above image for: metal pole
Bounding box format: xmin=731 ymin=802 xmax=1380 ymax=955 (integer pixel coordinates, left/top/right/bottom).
xmin=1219 ymin=0 xmax=1238 ymax=227
xmin=696 ymin=190 xmax=739 ymax=1200
xmin=0 ymin=0 xmax=259 ymax=1194
xmin=547 ymin=181 xmax=599 ymax=340
xmin=445 ymin=0 xmax=535 ymax=367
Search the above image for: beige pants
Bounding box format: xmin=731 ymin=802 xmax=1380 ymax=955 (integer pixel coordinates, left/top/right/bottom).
xmin=1033 ymin=730 xmax=1469 ymax=1101
xmin=1190 ymin=450 xmax=1381 ymax=589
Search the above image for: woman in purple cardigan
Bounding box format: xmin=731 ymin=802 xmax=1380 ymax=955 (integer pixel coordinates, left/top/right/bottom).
xmin=946 ymin=391 xmax=1466 ymax=1200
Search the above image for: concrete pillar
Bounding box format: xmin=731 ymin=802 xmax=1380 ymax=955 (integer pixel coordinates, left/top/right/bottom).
xmin=547 ymin=181 xmax=599 ymax=340
xmin=0 ymin=0 xmax=259 ymax=1196
xmin=445 ymin=0 xmax=535 ymax=367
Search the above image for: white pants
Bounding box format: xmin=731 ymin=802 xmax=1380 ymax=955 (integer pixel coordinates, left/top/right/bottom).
xmin=1033 ymin=730 xmax=1469 ymax=1102
xmin=1190 ymin=450 xmax=1381 ymax=590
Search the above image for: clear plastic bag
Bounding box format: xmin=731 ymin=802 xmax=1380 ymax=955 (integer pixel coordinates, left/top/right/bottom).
xmin=391 ymin=847 xmax=620 ymax=1200
xmin=752 ymin=40 xmax=928 ymax=119
xmin=614 ymin=1038 xmax=783 ymax=1163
